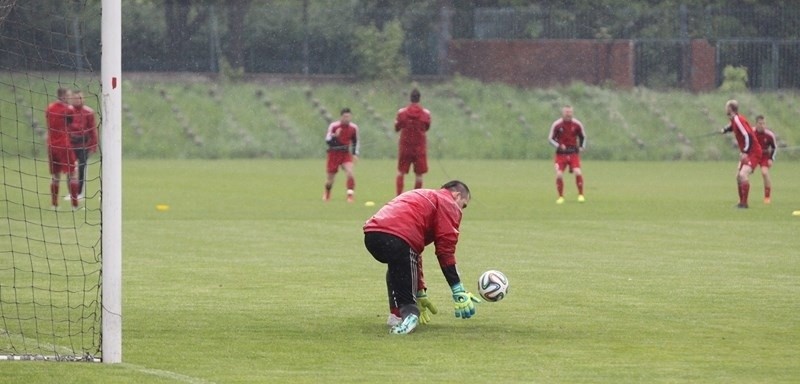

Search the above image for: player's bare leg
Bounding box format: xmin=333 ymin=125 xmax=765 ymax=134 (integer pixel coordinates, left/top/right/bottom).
xmin=761 ymin=167 xmax=772 ymax=204
xmin=342 ymin=162 xmax=355 ymax=202
xmin=323 ymin=172 xmax=335 ymax=202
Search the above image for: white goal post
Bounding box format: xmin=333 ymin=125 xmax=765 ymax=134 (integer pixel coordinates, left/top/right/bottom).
xmin=0 ymin=0 xmax=121 ymax=363
xmin=101 ymin=0 xmax=122 ymax=364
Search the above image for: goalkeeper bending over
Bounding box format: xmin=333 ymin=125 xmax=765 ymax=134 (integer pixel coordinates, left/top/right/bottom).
xmin=363 ymin=180 xmax=480 ymax=335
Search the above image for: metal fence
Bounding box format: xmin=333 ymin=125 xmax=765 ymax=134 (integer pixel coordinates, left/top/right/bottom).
xmin=632 ymin=39 xmax=800 ymax=89
xmin=461 ymin=6 xmax=800 ymax=89
xmin=235 ymin=4 xmax=800 ymax=89
xmin=233 ymin=4 xmax=800 ymax=89
xmin=715 ymin=39 xmax=800 ymax=89
xmin=3 ymin=3 xmax=800 ymax=89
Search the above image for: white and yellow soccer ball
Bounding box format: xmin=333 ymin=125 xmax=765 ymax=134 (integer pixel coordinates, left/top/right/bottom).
xmin=477 ymin=270 xmax=509 ymax=302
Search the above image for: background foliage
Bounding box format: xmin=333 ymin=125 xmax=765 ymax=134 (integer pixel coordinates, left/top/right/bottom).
xmin=3 ymin=0 xmax=800 ymax=87
xmin=352 ymin=19 xmax=409 ymax=81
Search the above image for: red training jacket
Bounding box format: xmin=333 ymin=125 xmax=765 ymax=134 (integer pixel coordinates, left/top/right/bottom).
xmin=728 ymin=114 xmax=761 ymax=154
xmin=325 ymin=120 xmax=360 ymax=155
xmin=69 ymin=104 xmax=99 ymax=153
xmin=45 ymin=101 xmax=72 ymax=148
xmin=755 ymin=129 xmax=777 ymax=161
xmin=363 ymin=188 xmax=462 ymax=269
xmin=548 ymin=117 xmax=586 ymax=153
xmin=395 ymin=103 xmax=431 ymax=154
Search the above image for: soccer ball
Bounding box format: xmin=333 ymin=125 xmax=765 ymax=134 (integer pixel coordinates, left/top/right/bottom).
xmin=477 ymin=270 xmax=509 ymax=302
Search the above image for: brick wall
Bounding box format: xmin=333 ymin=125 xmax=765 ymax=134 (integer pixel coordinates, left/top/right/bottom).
xmin=448 ymin=39 xmax=635 ymax=88
xmin=689 ymin=39 xmax=716 ymax=92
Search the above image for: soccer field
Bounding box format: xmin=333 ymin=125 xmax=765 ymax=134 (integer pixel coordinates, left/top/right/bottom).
xmin=4 ymin=158 xmax=800 ymax=383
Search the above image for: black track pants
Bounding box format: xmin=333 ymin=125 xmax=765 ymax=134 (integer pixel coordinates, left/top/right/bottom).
xmin=364 ymin=232 xmax=420 ymax=318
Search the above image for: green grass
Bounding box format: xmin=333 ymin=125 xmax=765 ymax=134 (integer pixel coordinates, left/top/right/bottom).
xmin=6 ymin=73 xmax=800 ymax=161
xmin=3 ymin=158 xmax=799 ymax=383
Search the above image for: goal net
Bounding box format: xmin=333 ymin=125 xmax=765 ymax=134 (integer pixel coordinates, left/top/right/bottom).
xmin=0 ymin=0 xmax=106 ymax=361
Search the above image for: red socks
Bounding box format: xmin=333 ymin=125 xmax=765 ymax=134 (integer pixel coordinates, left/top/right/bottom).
xmin=49 ymin=179 xmax=81 ymax=208
xmin=556 ymin=178 xmax=564 ymax=196
xmin=50 ymin=181 xmax=59 ymax=207
xmin=576 ymin=175 xmax=584 ymax=195
xmin=396 ymin=175 xmax=403 ymax=196
xmin=738 ymin=181 xmax=750 ymax=205
xmin=396 ymin=176 xmax=422 ymax=196
xmin=740 ymin=181 xmax=750 ymax=205
xmin=69 ymin=179 xmax=80 ymax=207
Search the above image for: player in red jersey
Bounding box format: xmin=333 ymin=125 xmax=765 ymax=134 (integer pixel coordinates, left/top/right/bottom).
xmin=363 ymin=180 xmax=480 ymax=335
xmin=323 ymin=108 xmax=359 ymax=203
xmin=67 ymin=90 xmax=98 ymax=199
xmin=548 ymin=105 xmax=586 ymax=204
xmin=45 ymin=88 xmax=80 ymax=210
xmin=753 ymin=115 xmax=777 ymax=204
xmin=720 ymin=100 xmax=761 ymax=209
xmin=394 ymin=88 xmax=431 ymax=196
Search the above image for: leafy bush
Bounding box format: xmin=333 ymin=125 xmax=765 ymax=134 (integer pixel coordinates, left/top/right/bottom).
xmin=352 ymin=20 xmax=409 ymax=81
xmin=719 ymin=65 xmax=748 ymax=92
xmin=218 ymin=58 xmax=245 ymax=83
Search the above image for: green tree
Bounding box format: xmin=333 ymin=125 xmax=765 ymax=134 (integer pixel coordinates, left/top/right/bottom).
xmin=222 ymin=0 xmax=253 ymax=70
xmin=163 ymin=0 xmax=210 ymax=70
xmin=719 ymin=65 xmax=748 ymax=92
xmin=352 ymin=19 xmax=409 ymax=81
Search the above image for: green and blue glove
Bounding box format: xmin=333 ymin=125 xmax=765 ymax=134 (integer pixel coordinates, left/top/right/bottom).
xmin=416 ymin=290 xmax=439 ymax=325
xmin=450 ymin=282 xmax=481 ymax=319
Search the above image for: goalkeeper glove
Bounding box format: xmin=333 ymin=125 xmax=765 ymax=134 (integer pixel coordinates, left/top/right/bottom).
xmin=416 ymin=290 xmax=438 ymax=325
xmin=451 ymin=282 xmax=481 ymax=319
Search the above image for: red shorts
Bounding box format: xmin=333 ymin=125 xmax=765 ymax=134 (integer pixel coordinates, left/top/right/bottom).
xmin=757 ymin=156 xmax=772 ymax=168
xmin=554 ymin=153 xmax=581 ymax=172
xmin=48 ymin=144 xmax=76 ymax=175
xmin=398 ymin=151 xmax=428 ymax=175
xmin=326 ymin=151 xmax=353 ymax=174
xmin=739 ymin=152 xmax=761 ymax=171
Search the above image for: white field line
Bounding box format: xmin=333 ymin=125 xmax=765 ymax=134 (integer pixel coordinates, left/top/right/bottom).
xmin=121 ymin=363 xmax=217 ymax=384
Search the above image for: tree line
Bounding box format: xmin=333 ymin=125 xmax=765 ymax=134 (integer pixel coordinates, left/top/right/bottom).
xmin=1 ymin=0 xmax=799 ymax=77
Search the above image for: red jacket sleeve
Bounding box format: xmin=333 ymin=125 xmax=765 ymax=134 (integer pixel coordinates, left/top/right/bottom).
xmin=87 ymin=111 xmax=98 ymax=153
xmin=394 ymin=108 xmax=410 ymax=132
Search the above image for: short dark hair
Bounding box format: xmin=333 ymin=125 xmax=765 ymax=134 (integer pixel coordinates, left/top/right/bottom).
xmin=756 ymin=115 xmax=765 ymax=121
xmin=441 ymin=180 xmax=470 ymax=199
xmin=57 ymin=88 xmax=69 ymax=98
xmin=410 ymin=88 xmax=421 ymax=103
xmin=340 ymin=107 xmax=351 ymax=115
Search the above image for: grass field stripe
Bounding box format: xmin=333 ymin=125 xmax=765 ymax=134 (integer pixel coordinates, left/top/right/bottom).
xmin=122 ymin=363 xmax=217 ymax=384
xmin=0 ymin=328 xmax=95 ymax=361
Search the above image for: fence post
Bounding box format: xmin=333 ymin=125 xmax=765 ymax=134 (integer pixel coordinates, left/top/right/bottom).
xmin=437 ymin=2 xmax=454 ymax=75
